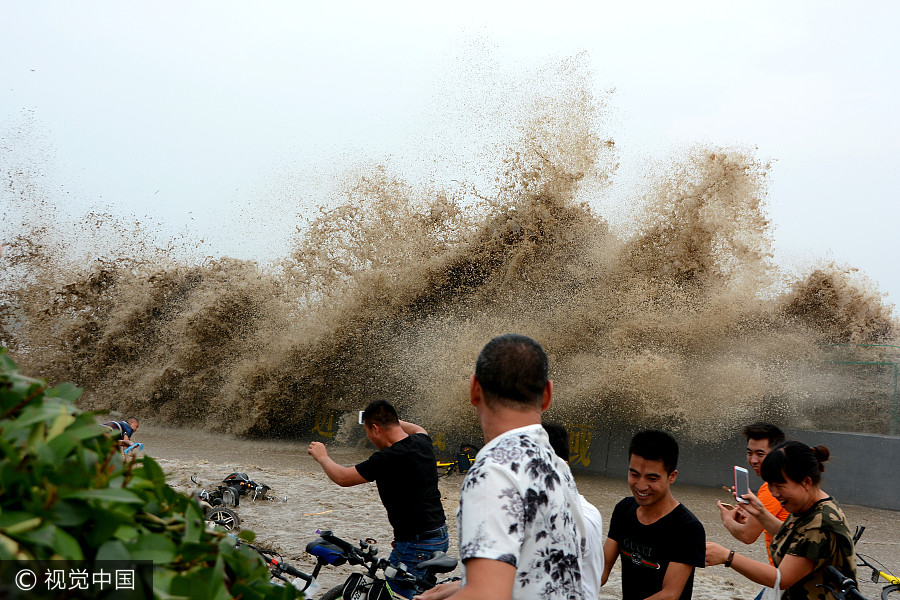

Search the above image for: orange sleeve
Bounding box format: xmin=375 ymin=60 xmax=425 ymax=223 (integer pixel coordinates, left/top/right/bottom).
xmin=759 ymin=482 xmax=790 ymax=565
xmin=758 ymin=483 xmax=789 ymax=522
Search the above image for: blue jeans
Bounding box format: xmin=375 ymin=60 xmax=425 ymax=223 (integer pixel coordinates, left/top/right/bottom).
xmin=388 ymin=529 xmax=450 ymax=599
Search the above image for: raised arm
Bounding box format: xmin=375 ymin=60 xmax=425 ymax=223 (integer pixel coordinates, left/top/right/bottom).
xmin=399 ymin=419 xmax=427 ymax=435
xmin=718 ymin=500 xmax=764 ymax=544
xmin=307 ymin=442 xmax=368 ymax=487
xmin=739 ymin=491 xmax=783 ymax=536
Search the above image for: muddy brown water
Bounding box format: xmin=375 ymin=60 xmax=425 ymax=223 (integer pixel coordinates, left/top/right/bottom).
xmin=138 ymin=425 xmax=899 ymax=600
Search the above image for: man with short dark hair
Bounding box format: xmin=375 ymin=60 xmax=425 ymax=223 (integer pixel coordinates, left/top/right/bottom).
xmin=308 ymin=399 xmax=447 ymax=598
xmin=718 ymin=422 xmax=789 ymax=567
xmin=417 ymin=333 xmax=585 ymax=600
xmin=602 ymin=430 xmax=705 ymax=600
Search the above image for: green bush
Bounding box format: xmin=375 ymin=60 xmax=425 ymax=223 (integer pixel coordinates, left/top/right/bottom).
xmin=0 ymin=348 xmax=302 ymax=599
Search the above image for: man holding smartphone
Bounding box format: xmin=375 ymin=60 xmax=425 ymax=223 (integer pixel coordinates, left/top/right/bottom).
xmin=717 ymin=422 xmax=789 ymax=566
xmin=308 ymin=399 xmax=447 ymax=598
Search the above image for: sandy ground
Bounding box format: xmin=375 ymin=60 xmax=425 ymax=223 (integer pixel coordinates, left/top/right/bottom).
xmin=136 ymin=425 xmax=899 ymax=600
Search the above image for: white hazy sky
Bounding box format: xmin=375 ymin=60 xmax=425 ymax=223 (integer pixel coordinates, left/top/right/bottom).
xmin=2 ymin=1 xmax=899 ymax=305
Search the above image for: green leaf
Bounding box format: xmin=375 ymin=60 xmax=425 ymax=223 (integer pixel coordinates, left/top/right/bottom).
xmin=0 ymin=514 xmax=42 ymax=534
xmin=139 ymin=456 xmax=167 ymax=485
xmin=0 ymin=350 xmax=20 ymax=372
xmin=34 ymin=439 xmax=62 ymax=469
xmin=113 ymin=524 xmax=140 ymax=541
xmin=51 ymin=526 xmax=83 ymax=560
xmin=182 ymin=502 xmax=204 ymax=544
xmin=44 ymin=382 xmax=82 ymax=402
xmin=27 ymin=421 xmax=46 ymax=449
xmin=237 ymin=529 xmax=256 ymax=543
xmin=68 ymin=424 xmax=108 ymax=443
xmin=85 ymin=511 xmax=122 ymax=549
xmin=0 ymin=438 xmax=18 ymax=462
xmin=65 ymin=488 xmax=144 ymax=504
xmin=46 ymin=412 xmax=77 ymax=440
xmin=12 ymin=522 xmax=56 ymax=549
xmin=14 ymin=402 xmax=67 ymax=430
xmin=50 ymin=500 xmax=91 ymax=527
xmin=0 ymin=532 xmax=20 ymax=560
xmin=228 ymin=582 xmax=268 ymax=600
xmin=125 ymin=533 xmax=177 ymax=563
xmin=96 ymin=539 xmax=130 ymax=561
xmin=46 ymin=431 xmax=77 ymax=458
xmin=205 ymin=557 xmax=232 ymax=600
xmin=170 ymin=572 xmax=211 ymax=599
xmin=1 ymin=352 xmax=297 ymax=592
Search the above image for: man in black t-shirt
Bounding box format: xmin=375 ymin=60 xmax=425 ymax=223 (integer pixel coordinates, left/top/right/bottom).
xmin=602 ymin=430 xmax=705 ymax=600
xmin=308 ymin=400 xmax=447 ymax=598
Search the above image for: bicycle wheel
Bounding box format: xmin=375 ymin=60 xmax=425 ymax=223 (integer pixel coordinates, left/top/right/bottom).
xmin=883 ymin=584 xmax=900 ymax=600
xmin=319 ymin=584 xmax=345 ymax=600
xmin=205 ymin=507 xmax=240 ymax=531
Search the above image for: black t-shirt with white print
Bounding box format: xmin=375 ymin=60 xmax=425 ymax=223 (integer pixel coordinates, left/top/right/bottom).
xmin=607 ymin=496 xmax=706 ymax=600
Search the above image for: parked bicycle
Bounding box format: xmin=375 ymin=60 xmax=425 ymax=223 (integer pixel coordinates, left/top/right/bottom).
xmin=234 ymin=538 xmax=319 ymax=596
xmin=306 ymin=529 xmax=458 ymax=600
xmin=853 ymin=527 xmax=899 ymax=600
xmin=821 ymin=526 xmax=899 ymax=600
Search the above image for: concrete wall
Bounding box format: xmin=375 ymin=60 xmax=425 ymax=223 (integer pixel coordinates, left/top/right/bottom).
xmin=570 ymin=427 xmax=900 ymax=512
xmin=310 ymin=410 xmax=900 ymax=511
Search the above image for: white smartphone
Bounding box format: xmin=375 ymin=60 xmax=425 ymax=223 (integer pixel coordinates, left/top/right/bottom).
xmin=734 ymin=466 xmax=750 ymax=503
xmin=358 ymin=411 xmax=365 ymax=425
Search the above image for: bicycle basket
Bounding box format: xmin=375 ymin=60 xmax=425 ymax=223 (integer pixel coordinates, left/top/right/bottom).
xmin=306 ymin=539 xmax=347 ymax=566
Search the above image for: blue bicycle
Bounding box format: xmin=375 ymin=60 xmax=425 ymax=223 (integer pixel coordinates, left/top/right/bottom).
xmin=306 ymin=529 xmax=458 ymax=600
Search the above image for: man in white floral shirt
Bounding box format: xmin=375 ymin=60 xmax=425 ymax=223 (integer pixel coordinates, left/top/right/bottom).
xmin=417 ymin=333 xmax=585 ymax=600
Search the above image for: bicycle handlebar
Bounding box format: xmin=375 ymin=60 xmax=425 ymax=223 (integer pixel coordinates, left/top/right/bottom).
xmin=824 ymin=566 xmax=868 ymax=600
xmin=274 ymin=560 xmax=313 ymax=585
xmin=316 ymin=530 xmax=355 ymax=552
xmin=316 ymin=529 xmax=372 ymax=566
xmin=243 ymin=541 xmax=314 ymax=591
xmin=310 ymin=529 xmax=460 ymax=596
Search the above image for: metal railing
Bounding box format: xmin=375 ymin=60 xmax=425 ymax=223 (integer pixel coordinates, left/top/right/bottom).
xmin=831 ymin=344 xmax=900 ymax=436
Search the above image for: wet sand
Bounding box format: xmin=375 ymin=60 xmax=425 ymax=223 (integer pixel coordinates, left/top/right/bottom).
xmin=139 ymin=425 xmax=899 ymax=599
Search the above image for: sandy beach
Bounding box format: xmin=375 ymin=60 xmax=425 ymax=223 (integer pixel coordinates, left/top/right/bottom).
xmin=139 ymin=425 xmax=899 ymax=600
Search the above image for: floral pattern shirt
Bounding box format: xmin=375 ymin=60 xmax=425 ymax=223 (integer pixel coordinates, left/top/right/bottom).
xmin=457 ymin=424 xmax=585 ymax=600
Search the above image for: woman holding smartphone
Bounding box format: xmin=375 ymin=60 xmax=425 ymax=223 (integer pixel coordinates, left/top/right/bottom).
xmin=706 ymin=441 xmax=857 ymax=599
